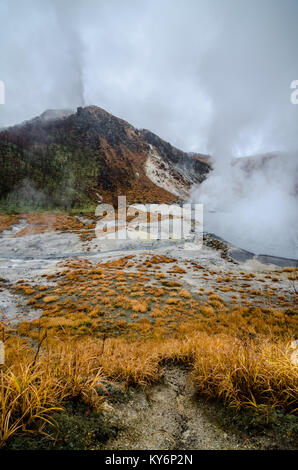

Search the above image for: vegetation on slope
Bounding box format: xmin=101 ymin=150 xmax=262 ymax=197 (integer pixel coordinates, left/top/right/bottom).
xmin=0 ymin=106 xmax=211 ymax=211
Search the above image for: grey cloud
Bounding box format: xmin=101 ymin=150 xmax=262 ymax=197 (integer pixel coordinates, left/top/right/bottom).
xmin=0 ymin=0 xmax=297 ymax=258
xmin=0 ymin=0 xmax=297 ymax=155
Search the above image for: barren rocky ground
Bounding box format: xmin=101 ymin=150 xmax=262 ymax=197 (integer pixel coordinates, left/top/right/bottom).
xmin=0 ymin=214 xmax=297 ymax=450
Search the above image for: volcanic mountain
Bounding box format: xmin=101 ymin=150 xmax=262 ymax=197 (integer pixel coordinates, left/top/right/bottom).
xmin=0 ymin=106 xmax=211 ymax=211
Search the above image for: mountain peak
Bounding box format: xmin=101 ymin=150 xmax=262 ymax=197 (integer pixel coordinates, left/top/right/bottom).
xmin=0 ymin=106 xmax=211 ymax=210
xmin=38 ymin=108 xmax=75 ymax=122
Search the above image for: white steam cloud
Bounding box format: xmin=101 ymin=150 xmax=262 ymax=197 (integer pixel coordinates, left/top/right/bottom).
xmin=0 ymin=0 xmax=297 ymax=257
xmin=191 ymin=152 xmax=298 ymax=258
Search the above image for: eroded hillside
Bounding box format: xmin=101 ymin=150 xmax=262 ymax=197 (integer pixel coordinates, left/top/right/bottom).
xmin=0 ymin=106 xmax=211 ymax=211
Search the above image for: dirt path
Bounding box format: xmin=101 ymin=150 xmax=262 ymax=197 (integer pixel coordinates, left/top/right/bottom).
xmin=100 ymin=367 xmax=294 ymax=450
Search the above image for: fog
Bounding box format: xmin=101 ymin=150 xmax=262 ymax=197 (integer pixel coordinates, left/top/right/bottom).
xmin=0 ymin=0 xmax=297 ymax=257
xmin=0 ymin=0 xmax=297 ymax=152
xmin=191 ymin=152 xmax=298 ymax=258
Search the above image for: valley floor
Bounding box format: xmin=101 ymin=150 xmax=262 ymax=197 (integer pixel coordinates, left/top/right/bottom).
xmin=0 ymin=213 xmax=297 ymax=450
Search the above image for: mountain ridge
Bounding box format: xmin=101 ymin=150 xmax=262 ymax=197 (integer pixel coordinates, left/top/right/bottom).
xmin=0 ymin=105 xmax=211 ymax=211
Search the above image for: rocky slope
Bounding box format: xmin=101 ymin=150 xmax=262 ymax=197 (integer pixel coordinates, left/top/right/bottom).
xmin=0 ymin=106 xmax=211 ymax=210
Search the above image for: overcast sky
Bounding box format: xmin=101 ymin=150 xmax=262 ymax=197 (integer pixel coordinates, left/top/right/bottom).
xmin=0 ymin=0 xmax=297 ymax=155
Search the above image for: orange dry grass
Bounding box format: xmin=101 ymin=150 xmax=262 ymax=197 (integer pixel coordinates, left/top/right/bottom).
xmin=0 ymin=337 xmax=107 ymax=447
xmin=191 ymin=334 xmax=298 ymax=411
xmin=96 ymin=333 xmax=298 ymax=413
xmin=43 ymin=295 xmax=59 ymax=304
xmin=0 ymin=215 xmax=21 ymax=233
xmin=12 ymin=214 xmax=96 ymax=242
xmin=282 ymin=267 xmax=297 ymax=273
xmin=131 ymin=300 xmax=148 ymax=313
xmin=5 ymin=253 xmax=298 ymax=445
xmin=167 ymin=265 xmax=186 ymax=274
xmin=1 ymin=311 xmax=297 ymax=449
xmin=178 ymin=289 xmax=191 ymax=299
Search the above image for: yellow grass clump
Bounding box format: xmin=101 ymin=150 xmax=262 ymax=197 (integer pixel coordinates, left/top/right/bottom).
xmin=0 ymin=337 xmax=107 ymax=448
xmin=191 ymin=334 xmax=298 ymax=412
xmin=131 ymin=300 xmax=148 ymax=313
xmin=43 ymin=295 xmax=59 ymax=304
xmin=178 ymin=289 xmax=191 ymax=299
xmin=98 ymin=333 xmax=298 ymax=415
